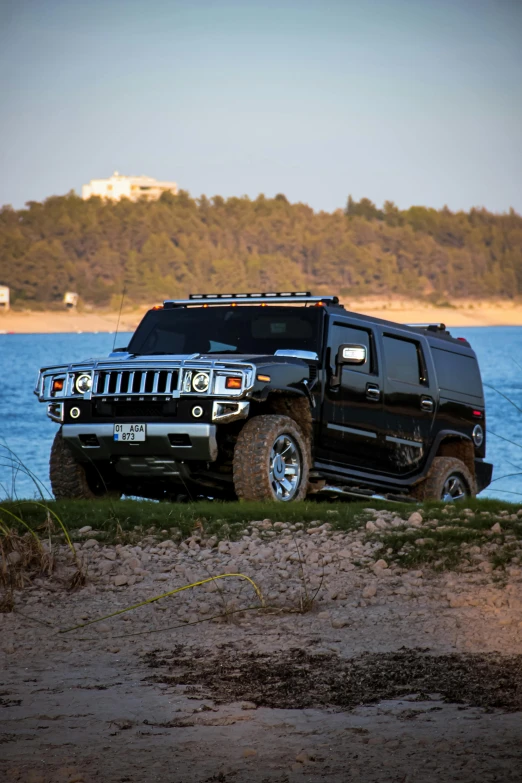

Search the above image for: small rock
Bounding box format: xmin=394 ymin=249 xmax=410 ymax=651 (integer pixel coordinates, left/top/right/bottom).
xmin=97 ymin=623 xmax=111 ymax=634
xmin=295 ymin=751 xmax=312 ymax=764
xmin=83 ymin=539 xmax=99 ymax=549
xmin=362 ymin=583 xmax=377 ymax=599
xmin=6 ymin=551 xmax=21 ymax=565
xmin=373 ymin=559 xmax=388 ymax=570
xmin=408 ymin=512 xmax=423 ymax=527
xmin=78 ymin=525 xmax=92 ymax=534
xmin=108 ymin=647 xmax=121 ymax=653
xmin=317 ymin=611 xmax=330 ymax=619
xmin=367 ymin=736 xmax=385 ymax=746
xmin=365 ymin=521 xmax=377 ymax=532
xmin=243 ymin=748 xmax=257 ymax=758
xmin=240 ymin=701 xmax=257 ymax=710
xmin=491 ymin=522 xmax=502 ymax=534
xmin=113 ymin=574 xmax=128 ymax=586
xmin=331 ymin=618 xmax=348 ymax=629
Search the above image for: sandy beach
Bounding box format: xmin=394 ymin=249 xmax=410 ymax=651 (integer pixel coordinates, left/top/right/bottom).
xmin=1 ymin=298 xmax=522 ymax=333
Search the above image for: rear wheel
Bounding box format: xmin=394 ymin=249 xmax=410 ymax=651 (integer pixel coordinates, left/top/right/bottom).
xmin=50 ymin=429 xmax=120 ymax=500
xmin=411 ymin=457 xmax=476 ymax=502
xmin=233 ymin=415 xmax=310 ymax=502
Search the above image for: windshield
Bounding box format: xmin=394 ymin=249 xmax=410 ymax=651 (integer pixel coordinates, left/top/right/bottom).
xmin=128 ymin=305 xmax=324 ymax=356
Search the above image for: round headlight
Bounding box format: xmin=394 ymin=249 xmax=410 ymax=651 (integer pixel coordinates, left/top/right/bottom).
xmin=192 ymin=372 xmax=210 ymax=393
xmin=75 ymin=374 xmax=92 ymax=394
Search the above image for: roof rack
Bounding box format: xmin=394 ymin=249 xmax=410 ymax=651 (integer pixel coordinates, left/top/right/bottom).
xmin=407 ymin=322 xmax=447 ymax=332
xmin=163 ymin=292 xmax=341 ymax=307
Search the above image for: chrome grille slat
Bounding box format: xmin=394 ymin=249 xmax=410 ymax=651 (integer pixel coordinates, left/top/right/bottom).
xmin=92 ymin=368 xmax=179 ymax=397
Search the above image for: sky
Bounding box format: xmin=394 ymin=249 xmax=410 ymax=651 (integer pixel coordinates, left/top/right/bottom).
xmin=1 ymin=0 xmax=521 ymax=213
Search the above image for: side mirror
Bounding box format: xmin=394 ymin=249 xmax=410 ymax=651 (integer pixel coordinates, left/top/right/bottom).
xmin=338 ymin=343 xmax=367 ymax=365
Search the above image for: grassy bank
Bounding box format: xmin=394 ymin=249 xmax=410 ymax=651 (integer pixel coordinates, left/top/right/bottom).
xmin=1 ymin=496 xmax=521 ymax=542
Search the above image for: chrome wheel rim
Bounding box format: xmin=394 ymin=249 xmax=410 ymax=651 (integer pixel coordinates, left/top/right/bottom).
xmin=269 ymin=434 xmax=301 ymax=501
xmin=441 ymin=474 xmax=467 ymax=502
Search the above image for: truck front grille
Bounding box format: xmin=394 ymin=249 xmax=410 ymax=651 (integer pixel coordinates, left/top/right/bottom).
xmin=93 ymin=369 xmax=179 ymax=396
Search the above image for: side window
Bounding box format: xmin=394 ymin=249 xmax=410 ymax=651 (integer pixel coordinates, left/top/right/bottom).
xmin=383 ymin=335 xmax=426 ymax=385
xmin=330 ymin=323 xmax=372 ymax=375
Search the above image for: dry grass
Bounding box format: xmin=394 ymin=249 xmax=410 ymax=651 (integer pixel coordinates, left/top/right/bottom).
xmin=0 ymin=527 xmax=54 ymax=609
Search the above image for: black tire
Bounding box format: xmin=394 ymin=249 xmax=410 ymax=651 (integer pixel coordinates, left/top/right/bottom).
xmin=50 ymin=429 xmax=118 ymax=501
xmin=411 ymin=457 xmax=476 ymax=502
xmin=233 ymin=415 xmax=310 ymax=502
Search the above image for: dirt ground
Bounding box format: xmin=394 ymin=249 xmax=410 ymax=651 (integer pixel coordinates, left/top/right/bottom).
xmin=2 ymin=520 xmax=522 ymax=783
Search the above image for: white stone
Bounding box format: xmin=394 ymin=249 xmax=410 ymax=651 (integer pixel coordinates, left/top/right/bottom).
xmin=78 ymin=526 xmax=92 ymax=534
xmin=362 ymin=583 xmax=377 ymax=599
xmin=408 ymin=512 xmax=423 ymax=527
xmin=113 ymin=574 xmax=128 ymax=586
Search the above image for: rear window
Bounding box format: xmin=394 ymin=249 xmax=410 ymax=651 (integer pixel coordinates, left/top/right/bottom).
xmin=432 ymin=347 xmax=483 ymax=398
xmin=383 ymin=336 xmax=424 ymax=385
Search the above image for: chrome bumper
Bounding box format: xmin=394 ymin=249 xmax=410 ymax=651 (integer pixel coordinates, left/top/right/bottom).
xmin=62 ymin=423 xmax=218 ymax=462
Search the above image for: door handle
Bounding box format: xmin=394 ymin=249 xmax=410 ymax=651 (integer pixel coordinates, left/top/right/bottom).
xmin=421 ymin=396 xmax=434 ymax=412
xmin=366 ymin=384 xmax=380 ymax=401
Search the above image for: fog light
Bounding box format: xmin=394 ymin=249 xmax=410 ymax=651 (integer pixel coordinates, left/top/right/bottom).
xmin=192 ymin=405 xmax=204 ymax=418
xmin=70 ymin=407 xmax=81 ymax=419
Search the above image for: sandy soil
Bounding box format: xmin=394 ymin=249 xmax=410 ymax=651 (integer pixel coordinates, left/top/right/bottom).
xmin=1 ymin=510 xmax=522 ymax=782
xmin=2 ymin=298 xmax=522 ymax=333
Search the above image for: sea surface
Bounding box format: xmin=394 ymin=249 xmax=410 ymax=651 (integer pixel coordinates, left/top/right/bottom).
xmin=0 ymin=328 xmax=521 ymax=501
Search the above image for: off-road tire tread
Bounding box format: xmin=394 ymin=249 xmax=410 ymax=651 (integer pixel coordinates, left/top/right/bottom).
xmin=233 ymin=414 xmax=310 ymax=501
xmin=50 ymin=429 xmax=98 ymax=500
xmin=411 ymin=456 xmax=476 ymax=501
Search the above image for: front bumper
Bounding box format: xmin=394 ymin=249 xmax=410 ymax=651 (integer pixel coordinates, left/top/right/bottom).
xmin=62 ymin=422 xmax=218 ymax=463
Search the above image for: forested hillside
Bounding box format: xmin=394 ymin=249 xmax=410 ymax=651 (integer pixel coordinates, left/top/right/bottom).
xmin=1 ymin=191 xmax=521 ymax=306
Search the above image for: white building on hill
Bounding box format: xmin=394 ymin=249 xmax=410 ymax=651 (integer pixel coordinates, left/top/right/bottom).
xmin=82 ymin=171 xmax=178 ymax=202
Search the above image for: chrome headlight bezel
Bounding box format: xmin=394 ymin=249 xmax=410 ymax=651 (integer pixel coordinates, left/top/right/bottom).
xmin=75 ymin=373 xmax=93 ymax=394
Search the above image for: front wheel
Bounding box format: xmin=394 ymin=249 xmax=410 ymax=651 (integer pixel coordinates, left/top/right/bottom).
xmin=233 ymin=415 xmax=310 ymax=502
xmin=412 ymin=457 xmax=476 ymax=502
xmin=50 ymin=429 xmax=120 ymax=501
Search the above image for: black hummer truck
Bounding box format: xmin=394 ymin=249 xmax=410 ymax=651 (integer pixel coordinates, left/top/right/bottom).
xmin=35 ymin=292 xmax=492 ymax=503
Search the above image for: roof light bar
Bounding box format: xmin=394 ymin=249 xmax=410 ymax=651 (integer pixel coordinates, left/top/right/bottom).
xmin=188 ymin=292 xmax=312 ymax=300
xmin=163 ymin=292 xmax=341 ymax=307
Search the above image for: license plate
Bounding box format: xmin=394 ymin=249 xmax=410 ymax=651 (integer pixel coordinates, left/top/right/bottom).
xmin=113 ymin=423 xmax=146 ymax=442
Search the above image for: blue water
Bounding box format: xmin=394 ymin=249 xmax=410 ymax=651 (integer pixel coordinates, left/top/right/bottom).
xmin=0 ymin=328 xmax=521 ymax=501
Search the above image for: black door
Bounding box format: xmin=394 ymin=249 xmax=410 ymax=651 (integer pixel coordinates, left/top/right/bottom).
xmin=317 ymin=319 xmax=387 ymax=472
xmin=380 ymin=331 xmax=436 ymax=475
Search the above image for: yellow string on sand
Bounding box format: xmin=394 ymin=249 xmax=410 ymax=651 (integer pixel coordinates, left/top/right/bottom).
xmin=59 ymin=573 xmax=265 ymax=634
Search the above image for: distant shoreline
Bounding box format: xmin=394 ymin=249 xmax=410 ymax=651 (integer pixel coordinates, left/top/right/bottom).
xmin=1 ymin=298 xmax=522 ymax=333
